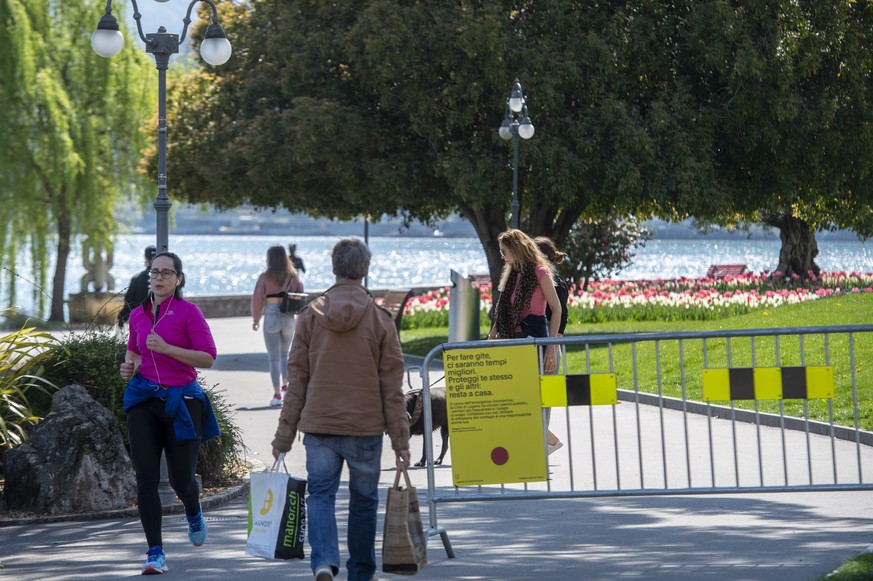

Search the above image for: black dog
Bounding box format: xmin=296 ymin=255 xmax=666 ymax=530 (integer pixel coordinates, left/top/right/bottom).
xmin=405 ymin=387 xmax=449 ymax=467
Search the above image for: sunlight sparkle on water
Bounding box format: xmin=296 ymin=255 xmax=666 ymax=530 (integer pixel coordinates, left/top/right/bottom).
xmin=6 ymin=234 xmax=873 ymax=317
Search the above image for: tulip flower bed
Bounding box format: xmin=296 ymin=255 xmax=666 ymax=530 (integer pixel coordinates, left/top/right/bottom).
xmin=394 ymin=271 xmax=873 ymax=330
xmin=392 ymin=287 xmax=489 ymax=330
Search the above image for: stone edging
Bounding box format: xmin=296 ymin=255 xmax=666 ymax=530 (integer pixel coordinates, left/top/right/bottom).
xmin=0 ymin=479 xmax=250 ymax=528
xmin=618 ymin=389 xmax=873 ymax=446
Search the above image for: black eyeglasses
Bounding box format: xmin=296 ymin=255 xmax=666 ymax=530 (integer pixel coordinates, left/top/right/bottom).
xmin=149 ymin=269 xmax=177 ymax=279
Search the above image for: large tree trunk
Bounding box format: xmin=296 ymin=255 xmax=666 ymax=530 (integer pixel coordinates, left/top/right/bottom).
xmin=460 ymin=200 xmax=587 ymax=291
xmin=529 ymin=198 xmax=587 ymax=249
xmin=762 ymin=212 xmax=821 ymax=279
xmin=460 ymin=195 xmax=592 ymax=303
xmin=459 ymin=203 xmax=506 ymax=289
xmin=50 ymin=190 xmax=72 ymax=323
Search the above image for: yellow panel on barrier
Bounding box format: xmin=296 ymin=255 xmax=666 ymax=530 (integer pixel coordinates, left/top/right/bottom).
xmin=590 ymin=373 xmax=618 ymax=405
xmin=540 ymin=375 xmax=567 ymax=408
xmin=753 ymin=367 xmax=783 ymax=400
xmin=703 ymin=369 xmax=731 ymax=401
xmin=806 ymin=366 xmax=835 ymax=399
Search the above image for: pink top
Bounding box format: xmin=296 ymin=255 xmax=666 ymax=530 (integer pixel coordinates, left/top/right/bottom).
xmin=513 ymin=265 xmax=550 ymax=318
xmin=127 ymin=297 xmax=217 ymax=387
xmin=251 ymin=272 xmax=304 ymax=324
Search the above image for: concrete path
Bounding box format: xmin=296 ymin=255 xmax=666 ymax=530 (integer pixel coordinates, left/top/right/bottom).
xmin=1 ymin=317 xmax=871 ymax=580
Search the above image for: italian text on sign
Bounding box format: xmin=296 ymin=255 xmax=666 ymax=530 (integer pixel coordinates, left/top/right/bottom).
xmin=444 ymin=344 xmax=547 ymax=486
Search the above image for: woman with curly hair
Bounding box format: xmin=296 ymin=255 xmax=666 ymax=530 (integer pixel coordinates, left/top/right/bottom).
xmin=487 ymin=229 xmax=562 ymax=374
xmin=535 ymin=236 xmax=571 ymax=454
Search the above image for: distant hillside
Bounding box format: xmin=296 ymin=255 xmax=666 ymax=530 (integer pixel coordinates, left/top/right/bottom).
xmin=118 ymin=204 xmax=478 ymax=237
xmin=117 ymin=203 xmax=861 ymax=241
xmin=645 ymin=219 xmax=859 ymax=241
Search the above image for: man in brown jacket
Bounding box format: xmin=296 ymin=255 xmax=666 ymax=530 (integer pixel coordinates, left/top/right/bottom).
xmin=272 ymin=238 xmax=410 ymax=581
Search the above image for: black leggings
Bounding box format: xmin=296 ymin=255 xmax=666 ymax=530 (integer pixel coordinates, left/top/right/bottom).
xmin=127 ymin=397 xmax=203 ymax=548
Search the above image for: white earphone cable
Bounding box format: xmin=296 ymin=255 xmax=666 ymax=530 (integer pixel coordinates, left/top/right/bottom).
xmin=149 ymin=294 xmax=175 ymax=388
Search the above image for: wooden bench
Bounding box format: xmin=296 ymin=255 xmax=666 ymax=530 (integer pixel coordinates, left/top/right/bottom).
xmin=706 ymin=264 xmax=749 ymax=279
xmin=468 ymin=274 xmax=493 ymax=287
xmin=380 ymin=289 xmax=413 ymax=334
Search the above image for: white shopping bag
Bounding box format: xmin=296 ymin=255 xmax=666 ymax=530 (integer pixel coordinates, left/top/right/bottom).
xmin=245 ymin=455 xmax=306 ymax=560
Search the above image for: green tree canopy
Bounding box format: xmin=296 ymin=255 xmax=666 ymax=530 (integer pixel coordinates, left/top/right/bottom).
xmin=667 ymin=1 xmax=873 ymax=276
xmin=1 ymin=0 xmax=154 ymax=320
xmin=157 ymin=1 xmax=873 ymax=282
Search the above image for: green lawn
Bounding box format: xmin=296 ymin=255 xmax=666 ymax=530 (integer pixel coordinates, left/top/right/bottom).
xmin=400 ymin=293 xmax=873 ymax=431
xmin=818 ymin=552 xmax=873 ymax=581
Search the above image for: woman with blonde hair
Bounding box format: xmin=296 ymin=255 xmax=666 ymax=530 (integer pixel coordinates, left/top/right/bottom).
xmin=487 ymin=229 xmax=561 ymax=374
xmin=252 ymin=245 xmax=304 ymax=406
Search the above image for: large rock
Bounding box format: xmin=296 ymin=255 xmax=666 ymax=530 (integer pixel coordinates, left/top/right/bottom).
xmin=3 ymin=385 xmax=136 ymax=514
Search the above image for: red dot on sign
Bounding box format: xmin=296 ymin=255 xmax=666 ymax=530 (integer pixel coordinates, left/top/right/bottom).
xmin=491 ymin=447 xmax=509 ymax=465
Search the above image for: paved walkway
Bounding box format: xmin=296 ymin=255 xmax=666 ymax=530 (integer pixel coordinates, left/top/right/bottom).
xmin=1 ymin=317 xmax=871 ymax=580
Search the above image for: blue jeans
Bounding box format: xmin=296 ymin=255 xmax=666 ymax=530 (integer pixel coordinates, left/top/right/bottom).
xmin=304 ymin=433 xmax=382 ymax=581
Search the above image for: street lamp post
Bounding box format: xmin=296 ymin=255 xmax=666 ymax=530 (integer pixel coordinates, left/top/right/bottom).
xmin=498 ymin=78 xmax=535 ymax=231
xmin=91 ymin=0 xmax=232 ymax=253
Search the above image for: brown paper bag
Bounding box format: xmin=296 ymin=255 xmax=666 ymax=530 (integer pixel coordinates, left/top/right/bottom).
xmin=382 ymin=462 xmax=427 ymax=575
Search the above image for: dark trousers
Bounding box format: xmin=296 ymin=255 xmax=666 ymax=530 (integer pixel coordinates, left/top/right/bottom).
xmin=127 ymin=397 xmax=203 ymax=548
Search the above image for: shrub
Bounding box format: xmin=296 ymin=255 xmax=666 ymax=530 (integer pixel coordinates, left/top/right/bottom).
xmin=39 ymin=331 xmax=245 ymax=485
xmin=38 ymin=331 xmax=127 ymax=427
xmin=197 ymin=383 xmax=248 ymax=486
xmin=560 ymin=216 xmax=653 ymax=291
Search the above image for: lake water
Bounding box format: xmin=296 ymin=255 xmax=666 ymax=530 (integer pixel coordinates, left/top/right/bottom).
xmin=4 ymin=234 xmax=873 ymax=317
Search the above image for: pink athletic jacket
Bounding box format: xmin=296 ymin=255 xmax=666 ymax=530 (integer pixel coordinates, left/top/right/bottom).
xmin=127 ymin=297 xmax=217 ymax=387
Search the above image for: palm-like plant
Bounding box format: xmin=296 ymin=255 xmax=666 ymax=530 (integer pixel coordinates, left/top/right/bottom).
xmin=0 ymin=318 xmax=61 ymax=451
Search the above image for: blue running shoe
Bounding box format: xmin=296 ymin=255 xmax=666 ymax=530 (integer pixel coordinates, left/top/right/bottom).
xmin=187 ymin=511 xmax=208 ymax=546
xmin=142 ymin=545 xmax=167 ymax=575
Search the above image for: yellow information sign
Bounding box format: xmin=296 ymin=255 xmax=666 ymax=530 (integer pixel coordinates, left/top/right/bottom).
xmin=444 ymin=344 xmax=547 ymax=487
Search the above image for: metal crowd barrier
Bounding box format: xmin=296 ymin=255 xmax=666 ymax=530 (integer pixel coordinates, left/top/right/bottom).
xmin=418 ymin=325 xmax=873 ymax=558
